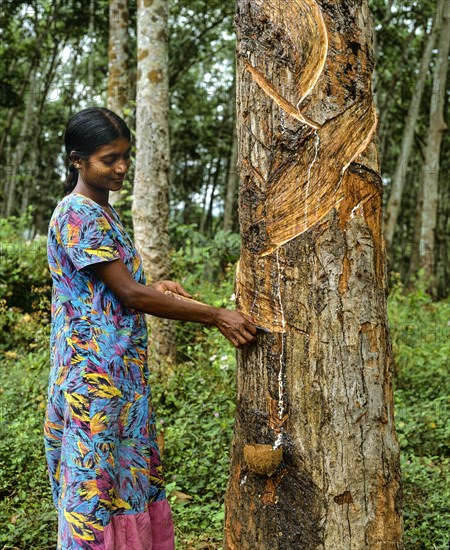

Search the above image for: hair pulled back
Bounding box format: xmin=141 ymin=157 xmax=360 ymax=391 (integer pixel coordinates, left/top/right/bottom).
xmin=63 ymin=107 xmax=131 ymax=196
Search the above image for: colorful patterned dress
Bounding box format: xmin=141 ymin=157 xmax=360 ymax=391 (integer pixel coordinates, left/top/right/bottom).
xmin=44 ymin=192 xmax=175 ymax=550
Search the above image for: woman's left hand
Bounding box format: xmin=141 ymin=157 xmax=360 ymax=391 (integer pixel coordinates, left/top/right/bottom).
xmin=150 ymin=280 xmax=192 ymax=299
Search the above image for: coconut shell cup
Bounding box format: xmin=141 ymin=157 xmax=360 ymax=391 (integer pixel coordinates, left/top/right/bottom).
xmin=243 ymin=444 xmax=283 ymax=476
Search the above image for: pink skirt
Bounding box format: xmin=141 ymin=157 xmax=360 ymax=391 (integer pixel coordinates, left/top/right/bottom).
xmin=104 ymin=500 xmax=175 ymax=550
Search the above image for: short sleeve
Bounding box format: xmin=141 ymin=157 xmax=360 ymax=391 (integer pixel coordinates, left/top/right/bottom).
xmin=57 ymin=200 xmax=121 ymax=272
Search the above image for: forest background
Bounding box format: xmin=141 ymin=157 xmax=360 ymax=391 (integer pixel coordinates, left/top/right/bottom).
xmin=0 ymin=0 xmax=449 ymax=548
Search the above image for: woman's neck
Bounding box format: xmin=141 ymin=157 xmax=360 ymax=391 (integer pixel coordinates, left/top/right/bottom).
xmin=71 ymin=183 xmax=110 ymax=207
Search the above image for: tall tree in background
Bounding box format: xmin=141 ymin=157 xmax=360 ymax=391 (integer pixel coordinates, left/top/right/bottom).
xmin=133 ymin=0 xmax=176 ymax=365
xmin=107 ymin=0 xmax=130 ymax=207
xmin=224 ymin=0 xmax=403 ymax=547
xmin=383 ymin=3 xmax=440 ymax=254
xmin=223 ymin=73 xmax=238 ymax=232
xmin=417 ymin=3 xmax=450 ymax=294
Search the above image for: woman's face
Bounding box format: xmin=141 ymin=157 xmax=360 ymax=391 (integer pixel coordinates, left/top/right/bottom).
xmin=77 ymin=137 xmax=132 ymax=192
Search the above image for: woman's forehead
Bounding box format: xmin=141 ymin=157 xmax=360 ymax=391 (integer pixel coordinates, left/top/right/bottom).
xmin=96 ymin=137 xmax=131 ymax=154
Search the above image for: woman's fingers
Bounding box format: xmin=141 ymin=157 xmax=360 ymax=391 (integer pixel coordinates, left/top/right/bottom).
xmin=212 ymin=308 xmax=261 ymax=348
xmin=243 ymin=318 xmax=258 ymax=335
xmin=239 ymin=327 xmax=256 ymax=343
xmin=175 ymin=283 xmax=192 ymax=298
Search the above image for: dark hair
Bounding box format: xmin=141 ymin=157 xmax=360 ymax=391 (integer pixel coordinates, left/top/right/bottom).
xmin=63 ymin=107 xmax=131 ymax=196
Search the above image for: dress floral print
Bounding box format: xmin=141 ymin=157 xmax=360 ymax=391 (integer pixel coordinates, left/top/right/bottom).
xmin=44 ymin=193 xmax=174 ymax=550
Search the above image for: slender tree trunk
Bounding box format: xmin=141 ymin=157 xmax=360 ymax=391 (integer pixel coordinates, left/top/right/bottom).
xmin=435 ymin=168 xmax=449 ymax=297
xmin=107 ymin=0 xmax=130 ymax=207
xmin=20 ymin=147 xmax=35 ymax=215
xmin=223 ymin=127 xmax=238 ymax=232
xmin=418 ymin=4 xmax=450 ymax=295
xmin=223 ymin=74 xmax=238 ymax=232
xmin=224 ymin=1 xmax=403 ymax=548
xmin=205 ymin=157 xmax=222 ymax=235
xmin=372 ymin=0 xmax=394 ymax=110
xmin=383 ymin=5 xmax=440 ymax=254
xmin=408 ymin=164 xmax=425 ymax=282
xmin=4 ymin=66 xmax=38 ymax=217
xmin=133 ymin=0 xmax=176 ymax=366
xmin=7 ymin=33 xmax=62 ymax=217
xmin=0 ymin=78 xmax=30 ymax=164
xmin=65 ymin=41 xmax=85 ymax=117
xmin=200 ymin=162 xmax=214 ymax=234
xmin=87 ymin=0 xmax=96 ymax=97
xmin=0 ymin=5 xmax=46 ymax=163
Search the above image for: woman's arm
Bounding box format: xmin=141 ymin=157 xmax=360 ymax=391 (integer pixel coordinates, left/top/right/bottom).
xmin=90 ymin=258 xmax=257 ymax=348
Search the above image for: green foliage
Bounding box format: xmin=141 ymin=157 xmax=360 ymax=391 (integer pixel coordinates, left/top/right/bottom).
xmin=171 ymin=223 xmax=241 ymax=281
xmin=155 ymin=251 xmax=237 ymax=547
xmin=0 ymin=210 xmax=51 ymax=311
xmin=388 ymin=273 xmax=450 ymax=549
xmin=153 ymin=310 xmax=237 ymax=547
xmin=0 ymin=302 xmax=55 ymax=549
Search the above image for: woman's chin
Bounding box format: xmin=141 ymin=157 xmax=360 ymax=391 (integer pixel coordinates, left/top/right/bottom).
xmin=110 ymin=180 xmax=124 ymax=190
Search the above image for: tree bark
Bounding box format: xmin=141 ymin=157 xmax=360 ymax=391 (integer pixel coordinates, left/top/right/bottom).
xmin=223 ymin=73 xmax=238 ymax=232
xmin=408 ymin=162 xmax=425 ymax=283
xmin=223 ymin=127 xmax=238 ymax=232
xmin=224 ymin=1 xmax=403 ymax=548
xmin=383 ymin=4 xmax=440 ymax=255
xmin=107 ymin=0 xmax=130 ymax=207
xmin=418 ymin=3 xmax=450 ymax=295
xmin=87 ymin=0 xmax=96 ymax=96
xmin=133 ymin=0 xmax=176 ymax=366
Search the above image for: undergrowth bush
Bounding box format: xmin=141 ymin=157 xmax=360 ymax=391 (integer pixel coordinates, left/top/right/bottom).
xmin=388 ymin=271 xmax=450 ymax=549
xmin=0 ymin=208 xmax=51 ymax=311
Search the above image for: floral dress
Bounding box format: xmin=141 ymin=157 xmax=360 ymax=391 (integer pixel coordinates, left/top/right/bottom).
xmin=44 ymin=192 xmax=175 ymax=550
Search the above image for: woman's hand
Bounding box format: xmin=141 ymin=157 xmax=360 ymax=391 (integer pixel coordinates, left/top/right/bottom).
xmin=213 ymin=308 xmax=258 ymax=349
xmin=151 ymin=280 xmax=192 ymax=298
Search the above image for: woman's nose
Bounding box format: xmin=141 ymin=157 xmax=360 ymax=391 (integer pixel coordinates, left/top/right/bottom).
xmin=115 ymin=159 xmax=128 ymax=174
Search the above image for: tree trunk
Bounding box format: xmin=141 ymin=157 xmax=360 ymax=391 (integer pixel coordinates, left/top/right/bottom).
xmin=418 ymin=4 xmax=450 ymax=295
xmin=200 ymin=162 xmax=215 ymax=234
xmin=4 ymin=65 xmax=38 ymax=217
xmin=107 ymin=0 xmax=130 ymax=207
xmin=408 ymin=162 xmax=425 ymax=283
xmin=133 ymin=0 xmax=176 ymax=367
xmin=87 ymin=0 xmax=96 ymax=97
xmin=372 ymin=0 xmax=394 ymax=110
xmin=383 ymin=5 xmax=440 ymax=254
xmin=0 ymin=3 xmax=47 ymax=164
xmin=224 ymin=1 xmax=403 ymax=548
xmin=223 ymin=73 xmax=238 ymax=232
xmin=205 ymin=157 xmax=222 ymax=235
xmin=223 ymin=126 xmax=238 ymax=232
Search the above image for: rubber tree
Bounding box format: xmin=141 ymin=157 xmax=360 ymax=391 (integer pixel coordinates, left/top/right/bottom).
xmin=383 ymin=2 xmax=441 ymax=254
xmin=224 ymin=1 xmax=404 ymax=548
xmin=418 ymin=2 xmax=450 ymax=294
xmin=133 ymin=0 xmax=176 ymax=366
xmin=107 ymin=0 xmax=130 ymax=207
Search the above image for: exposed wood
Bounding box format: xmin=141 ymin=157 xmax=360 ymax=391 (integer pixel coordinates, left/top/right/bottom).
xmin=224 ymin=1 xmax=403 ymax=548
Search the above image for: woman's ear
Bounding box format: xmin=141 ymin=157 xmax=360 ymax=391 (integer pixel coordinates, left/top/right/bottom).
xmin=69 ymin=151 xmax=81 ymax=169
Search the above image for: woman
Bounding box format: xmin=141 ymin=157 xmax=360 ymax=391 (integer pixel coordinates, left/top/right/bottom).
xmin=44 ymin=107 xmax=256 ymax=550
